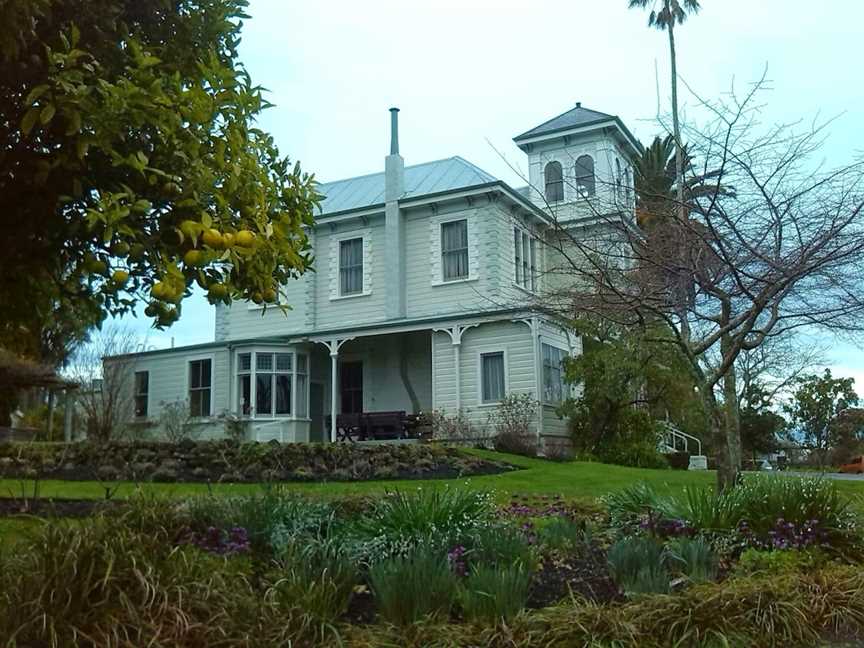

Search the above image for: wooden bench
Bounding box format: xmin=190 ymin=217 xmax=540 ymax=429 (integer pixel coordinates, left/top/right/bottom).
xmin=327 ymin=411 xmax=420 ymax=442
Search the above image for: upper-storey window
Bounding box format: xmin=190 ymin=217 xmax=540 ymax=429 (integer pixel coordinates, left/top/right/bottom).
xmin=339 ymin=237 xmax=364 ymax=296
xmin=615 ymin=158 xmax=623 ymax=198
xmin=514 ymin=228 xmax=537 ymax=292
xmin=574 ymin=155 xmax=595 ymax=197
xmin=544 ymin=161 xmax=564 ymax=202
xmin=441 ymin=219 xmax=469 ymax=281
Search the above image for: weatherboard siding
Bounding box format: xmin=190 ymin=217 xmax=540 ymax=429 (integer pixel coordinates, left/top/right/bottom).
xmin=113 ymin=346 xmax=230 ymax=428
xmin=432 ymin=321 xmax=536 ymax=434
xmin=217 ymin=275 xmax=310 ymax=341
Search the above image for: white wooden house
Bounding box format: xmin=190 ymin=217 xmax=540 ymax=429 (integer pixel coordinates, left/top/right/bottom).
xmin=109 ymin=104 xmax=640 ymax=449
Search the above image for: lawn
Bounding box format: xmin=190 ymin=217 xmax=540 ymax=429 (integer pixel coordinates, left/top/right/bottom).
xmin=2 ymin=449 xmax=864 ymax=503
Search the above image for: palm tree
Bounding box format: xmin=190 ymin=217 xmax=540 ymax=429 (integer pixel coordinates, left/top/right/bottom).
xmin=627 ymin=1 xmax=701 ymax=224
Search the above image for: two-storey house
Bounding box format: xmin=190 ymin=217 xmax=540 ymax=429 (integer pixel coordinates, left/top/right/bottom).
xmin=111 ymin=104 xmax=640 ymax=450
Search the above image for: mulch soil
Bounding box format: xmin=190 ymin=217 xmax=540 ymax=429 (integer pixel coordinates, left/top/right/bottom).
xmin=528 ymin=546 xmax=623 ymax=607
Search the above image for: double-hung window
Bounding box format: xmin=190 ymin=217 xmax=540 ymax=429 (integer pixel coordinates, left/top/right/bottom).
xmin=134 ymin=371 xmax=149 ymax=418
xmin=441 ymin=219 xmax=469 ymax=281
xmin=255 ymin=352 xmax=292 ymax=416
xmin=542 ymin=344 xmax=567 ymax=403
xmin=513 ymin=228 xmax=537 ymax=291
xmin=480 ymin=351 xmax=506 ymax=404
xmin=339 ymin=237 xmax=364 ymax=296
xmin=295 ymin=354 xmax=308 ymax=418
xmin=237 ymin=353 xmax=252 ymax=415
xmin=189 ymin=359 xmax=212 ymax=417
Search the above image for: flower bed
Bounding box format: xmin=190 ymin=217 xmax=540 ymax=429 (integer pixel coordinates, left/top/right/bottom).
xmin=1 ymin=475 xmax=862 ymax=647
xmin=0 ymin=439 xmax=515 ymax=483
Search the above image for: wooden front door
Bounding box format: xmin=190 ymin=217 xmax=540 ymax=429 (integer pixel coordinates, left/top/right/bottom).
xmin=309 ymin=382 xmax=325 ymax=442
xmin=339 ymin=361 xmax=363 ymax=414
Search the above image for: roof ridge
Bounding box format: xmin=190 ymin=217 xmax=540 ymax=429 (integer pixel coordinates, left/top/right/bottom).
xmin=514 ymin=104 xmax=617 ymax=141
xmin=317 ymin=156 xmax=466 ymax=187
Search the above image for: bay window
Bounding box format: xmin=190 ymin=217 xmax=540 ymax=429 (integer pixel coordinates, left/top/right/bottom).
xmin=236 ymin=350 xmax=309 ymax=418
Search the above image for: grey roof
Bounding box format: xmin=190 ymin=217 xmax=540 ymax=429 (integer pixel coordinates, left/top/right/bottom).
xmin=513 ymin=104 xmax=617 ymax=141
xmin=316 ymin=156 xmax=497 ymax=215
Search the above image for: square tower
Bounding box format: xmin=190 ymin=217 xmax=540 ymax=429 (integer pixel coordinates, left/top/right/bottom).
xmin=514 ymin=103 xmax=641 ymax=226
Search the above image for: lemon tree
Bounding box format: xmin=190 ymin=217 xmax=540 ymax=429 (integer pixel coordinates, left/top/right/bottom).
xmin=0 ymin=0 xmax=320 ymax=333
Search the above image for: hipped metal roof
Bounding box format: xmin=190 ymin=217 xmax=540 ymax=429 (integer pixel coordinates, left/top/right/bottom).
xmin=316 ymin=156 xmax=497 ymax=215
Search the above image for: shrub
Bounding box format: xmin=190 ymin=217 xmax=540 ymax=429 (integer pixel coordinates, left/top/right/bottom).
xmin=465 ymin=523 xmax=536 ymax=569
xmin=537 ymin=515 xmax=592 ymax=552
xmin=159 ymin=399 xmax=195 ymax=442
xmin=369 ymin=551 xmax=457 ymax=625
xmin=0 ymin=507 xmax=326 ymax=647
xmin=458 ymin=564 xmax=531 ymax=622
xmin=186 ymin=489 xmax=335 ymax=553
xmin=606 ymin=477 xmax=861 ymax=555
xmin=666 ymin=537 xmax=717 ymax=583
xmin=607 ymin=537 xmax=669 ymax=594
xmin=341 ymin=488 xmax=495 ymax=563
xmin=735 ymin=547 xmax=832 ymax=576
xmin=270 ymin=538 xmax=358 ymax=624
xmin=490 ymin=393 xmax=538 ymax=457
xmin=428 ymin=408 xmax=482 ymax=444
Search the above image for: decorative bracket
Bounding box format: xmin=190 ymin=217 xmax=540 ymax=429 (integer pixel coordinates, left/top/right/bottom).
xmin=433 ymin=323 xmax=479 ymax=346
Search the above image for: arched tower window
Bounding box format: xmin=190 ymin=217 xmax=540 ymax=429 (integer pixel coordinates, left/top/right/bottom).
xmin=574 ymin=155 xmax=595 ymax=197
xmin=615 ymin=158 xmax=623 ymax=197
xmin=544 ymin=161 xmax=564 ymax=202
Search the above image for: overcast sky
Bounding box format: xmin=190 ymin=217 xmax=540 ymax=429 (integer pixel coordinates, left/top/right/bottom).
xmin=121 ymin=0 xmax=864 ymax=389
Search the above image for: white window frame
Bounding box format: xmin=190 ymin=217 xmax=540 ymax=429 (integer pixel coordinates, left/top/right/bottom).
xmin=330 ymin=229 xmax=373 ymax=300
xmin=513 ymin=227 xmax=538 ymax=293
xmin=337 ymin=236 xmax=364 ymax=297
xmin=232 ymin=348 xmax=311 ymax=421
xmin=430 ymin=214 xmax=478 ymax=286
xmin=541 ymin=343 xmax=568 ymax=404
xmin=133 ymin=370 xmax=149 ymax=419
xmin=477 ymin=348 xmax=509 ymax=406
xmin=440 ymin=218 xmax=469 ymax=282
xmin=186 ymin=355 xmax=215 ymax=418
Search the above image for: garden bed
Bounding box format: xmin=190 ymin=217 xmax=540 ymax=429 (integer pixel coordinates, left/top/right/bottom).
xmin=1 ymin=475 xmax=862 ymax=647
xmin=0 ymin=439 xmax=516 ymax=483
xmin=0 ymin=497 xmax=123 ymax=518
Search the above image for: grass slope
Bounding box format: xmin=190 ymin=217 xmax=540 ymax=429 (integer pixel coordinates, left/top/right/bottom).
xmin=2 ymin=449 xmax=863 ymax=502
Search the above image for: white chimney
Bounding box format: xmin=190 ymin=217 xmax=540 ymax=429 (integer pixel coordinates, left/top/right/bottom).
xmin=384 ymin=107 xmax=406 ymax=319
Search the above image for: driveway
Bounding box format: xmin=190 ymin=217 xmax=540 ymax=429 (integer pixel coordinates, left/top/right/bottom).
xmin=781 ymin=470 xmax=864 ymax=481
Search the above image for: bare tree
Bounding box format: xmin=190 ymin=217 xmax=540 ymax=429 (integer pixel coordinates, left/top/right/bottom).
xmin=733 ymin=332 xmax=826 ymax=411
xmin=536 ymin=78 xmax=864 ymax=490
xmin=66 ymin=325 xmax=142 ymax=442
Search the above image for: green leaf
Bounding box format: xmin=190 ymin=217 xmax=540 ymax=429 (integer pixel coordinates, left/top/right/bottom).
xmin=40 ymin=103 xmax=56 ymax=125
xmin=65 ymin=111 xmax=82 ymax=136
xmin=24 ymin=84 xmax=50 ymax=107
xmin=76 ymin=139 xmax=90 ymax=159
xmin=201 ymin=212 xmax=212 ymax=229
xmin=21 ymin=107 xmax=40 ymax=135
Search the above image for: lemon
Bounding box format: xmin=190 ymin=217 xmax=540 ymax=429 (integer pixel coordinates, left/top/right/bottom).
xmin=111 ymin=270 xmax=129 ymax=284
xmin=202 ymin=228 xmax=223 ymax=248
xmin=234 ymin=230 xmax=255 ymax=247
xmin=208 ymin=283 xmax=228 ymax=300
xmin=262 ymin=288 xmax=277 ymax=303
xmin=184 ymin=249 xmax=204 ymax=267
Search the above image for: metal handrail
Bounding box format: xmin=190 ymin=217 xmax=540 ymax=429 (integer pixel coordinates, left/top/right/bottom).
xmin=660 ymin=421 xmax=703 ymax=456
